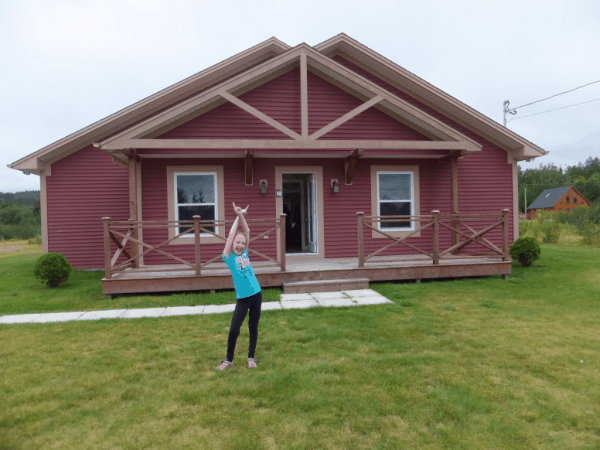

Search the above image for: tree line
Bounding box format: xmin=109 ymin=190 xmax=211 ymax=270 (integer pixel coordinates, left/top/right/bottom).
xmin=518 ymin=157 xmax=600 ymax=213
xmin=0 ymin=191 xmax=41 ymax=240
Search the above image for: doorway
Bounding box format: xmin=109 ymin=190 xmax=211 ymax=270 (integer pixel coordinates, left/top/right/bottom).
xmin=282 ymin=173 xmax=318 ymax=254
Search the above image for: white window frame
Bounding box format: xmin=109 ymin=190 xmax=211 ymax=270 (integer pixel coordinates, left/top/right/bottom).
xmin=166 ymin=165 xmax=225 ymax=245
xmin=376 ymin=171 xmax=415 ymax=232
xmin=174 ymin=172 xmax=218 ymax=238
xmin=370 ymin=165 xmax=420 ymax=239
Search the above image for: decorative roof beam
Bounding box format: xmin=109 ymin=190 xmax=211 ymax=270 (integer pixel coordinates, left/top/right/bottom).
xmin=245 ymin=149 xmax=253 ymax=186
xmin=345 ymin=149 xmax=363 ymax=184
xmin=107 ymin=139 xmax=478 ymax=151
xmin=220 ymin=92 xmax=301 ymax=140
xmin=310 ymin=96 xmax=382 ymax=140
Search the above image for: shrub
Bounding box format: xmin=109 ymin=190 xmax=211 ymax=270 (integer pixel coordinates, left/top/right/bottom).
xmin=33 ymin=253 xmax=72 ymax=287
xmin=0 ymin=224 xmax=42 ymax=240
xmin=581 ymin=222 xmax=600 ymax=246
xmin=510 ymin=237 xmax=541 ymax=267
xmin=28 ymin=235 xmax=43 ymax=245
xmin=536 ymin=210 xmax=561 ymax=243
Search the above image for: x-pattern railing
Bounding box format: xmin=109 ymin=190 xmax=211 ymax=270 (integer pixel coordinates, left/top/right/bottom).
xmin=357 ymin=209 xmax=509 ymax=268
xmin=103 ymin=214 xmax=287 ymax=279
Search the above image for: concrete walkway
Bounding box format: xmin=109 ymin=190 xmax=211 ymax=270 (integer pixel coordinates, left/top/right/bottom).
xmin=0 ymin=290 xmax=392 ymax=325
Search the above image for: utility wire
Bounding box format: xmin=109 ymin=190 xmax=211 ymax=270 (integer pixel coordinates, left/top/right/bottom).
xmin=514 ymin=79 xmax=600 ymax=109
xmin=509 ymin=97 xmax=600 ymax=122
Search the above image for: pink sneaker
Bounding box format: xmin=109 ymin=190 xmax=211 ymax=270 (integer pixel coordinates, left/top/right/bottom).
xmin=216 ymin=359 xmax=233 ymax=371
xmin=247 ymin=358 xmax=258 ymax=369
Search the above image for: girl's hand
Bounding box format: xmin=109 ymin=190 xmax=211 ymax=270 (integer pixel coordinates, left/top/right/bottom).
xmin=232 ymin=202 xmax=248 ymax=215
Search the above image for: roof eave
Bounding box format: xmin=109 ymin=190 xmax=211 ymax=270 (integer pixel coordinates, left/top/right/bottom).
xmin=9 ymin=37 xmax=291 ymax=170
xmin=315 ymin=34 xmax=547 ymax=160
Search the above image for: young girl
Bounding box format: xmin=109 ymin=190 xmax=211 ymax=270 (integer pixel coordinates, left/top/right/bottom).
xmin=216 ymin=203 xmax=262 ymax=370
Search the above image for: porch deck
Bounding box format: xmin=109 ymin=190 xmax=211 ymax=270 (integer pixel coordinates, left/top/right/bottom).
xmin=102 ymin=254 xmax=511 ymax=296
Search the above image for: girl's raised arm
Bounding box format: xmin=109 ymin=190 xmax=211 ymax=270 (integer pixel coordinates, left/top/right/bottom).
xmin=223 ymin=216 xmax=240 ymax=259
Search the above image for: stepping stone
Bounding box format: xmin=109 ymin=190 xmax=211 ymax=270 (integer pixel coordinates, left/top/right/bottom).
xmin=312 ymin=292 xmax=348 ymax=300
xmin=120 ymin=308 xmax=167 ymax=319
xmin=77 ymin=309 xmax=127 ymax=321
xmin=343 ymin=289 xmax=379 ymax=297
xmin=280 ymin=299 xmax=320 ymax=310
xmin=203 ymin=304 xmax=236 ymax=315
xmin=354 ymin=296 xmax=393 ymax=305
xmin=280 ymin=293 xmax=314 ymax=301
xmin=162 ymin=306 xmax=205 ymax=317
xmin=34 ymin=312 xmax=86 ymax=323
xmin=0 ymin=313 xmax=43 ymax=324
xmin=316 ymin=298 xmax=357 ymax=307
xmin=261 ymin=302 xmax=283 ymax=311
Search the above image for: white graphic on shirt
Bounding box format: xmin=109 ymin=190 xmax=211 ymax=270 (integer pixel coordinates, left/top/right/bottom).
xmin=235 ymin=254 xmax=252 ymax=278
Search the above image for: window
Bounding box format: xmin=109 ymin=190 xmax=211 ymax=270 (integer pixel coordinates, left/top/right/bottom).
xmin=370 ymin=165 xmax=420 ymax=238
xmin=167 ymin=166 xmax=225 ymax=245
xmin=377 ymin=172 xmax=413 ymax=230
xmin=175 ymin=173 xmax=217 ymax=236
xmin=567 ymin=208 xmax=570 ymax=212
xmin=574 ymin=194 xmax=577 ymax=204
xmin=566 ymin=194 xmax=570 ymax=204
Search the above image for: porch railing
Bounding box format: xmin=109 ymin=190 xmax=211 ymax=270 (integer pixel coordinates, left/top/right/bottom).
xmin=357 ymin=209 xmax=510 ymax=268
xmin=102 ymin=214 xmax=287 ymax=279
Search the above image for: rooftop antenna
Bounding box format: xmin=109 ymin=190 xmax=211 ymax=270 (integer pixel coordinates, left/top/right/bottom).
xmin=503 ymin=100 xmax=517 ymax=126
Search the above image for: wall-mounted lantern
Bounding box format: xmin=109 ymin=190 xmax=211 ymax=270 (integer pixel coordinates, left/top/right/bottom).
xmin=331 ymin=179 xmax=339 ymax=193
xmin=260 ymin=179 xmax=268 ymax=194
xmin=276 ymin=189 xmax=282 ymax=198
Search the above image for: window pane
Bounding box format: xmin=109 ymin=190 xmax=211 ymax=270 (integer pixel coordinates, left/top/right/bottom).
xmin=379 ymin=174 xmax=411 ymax=201
xmin=379 ymin=202 xmax=411 ymax=228
xmin=176 ymin=175 xmax=215 ymax=204
xmin=178 ymin=205 xmax=215 ymax=235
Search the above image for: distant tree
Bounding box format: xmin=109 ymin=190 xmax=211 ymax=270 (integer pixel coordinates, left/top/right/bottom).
xmin=177 ymin=188 xmax=188 ymax=204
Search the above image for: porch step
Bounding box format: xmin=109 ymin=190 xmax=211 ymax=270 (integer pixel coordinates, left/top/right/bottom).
xmin=283 ymin=278 xmax=370 ymax=294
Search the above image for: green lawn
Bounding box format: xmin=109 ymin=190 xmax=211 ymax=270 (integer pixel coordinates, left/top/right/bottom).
xmin=1 ymin=244 xmax=599 ymax=449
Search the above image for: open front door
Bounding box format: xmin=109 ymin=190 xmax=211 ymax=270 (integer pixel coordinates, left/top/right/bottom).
xmin=307 ymin=173 xmax=318 ymax=253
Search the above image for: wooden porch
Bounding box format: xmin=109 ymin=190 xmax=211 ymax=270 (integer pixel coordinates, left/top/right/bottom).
xmin=101 ymin=210 xmax=512 ymax=296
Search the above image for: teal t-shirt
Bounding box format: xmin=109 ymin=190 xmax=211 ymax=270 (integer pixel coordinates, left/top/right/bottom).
xmin=222 ymin=249 xmax=261 ymax=299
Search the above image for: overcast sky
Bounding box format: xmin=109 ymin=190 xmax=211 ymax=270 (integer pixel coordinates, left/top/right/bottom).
xmin=2 ymin=0 xmax=600 ymax=192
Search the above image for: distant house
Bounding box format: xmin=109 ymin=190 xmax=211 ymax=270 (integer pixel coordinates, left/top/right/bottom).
xmin=527 ymin=186 xmax=592 ymax=219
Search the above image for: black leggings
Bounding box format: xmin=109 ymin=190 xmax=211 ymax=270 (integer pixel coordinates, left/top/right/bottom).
xmin=226 ymin=291 xmax=262 ymax=361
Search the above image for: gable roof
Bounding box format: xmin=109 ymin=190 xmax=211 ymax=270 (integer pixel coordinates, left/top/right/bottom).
xmin=528 ymin=187 xmax=571 ymax=209
xmin=8 ymin=37 xmax=290 ymax=174
xmin=97 ymin=43 xmax=482 ymax=155
xmin=9 ymin=34 xmax=547 ymax=174
xmin=315 ymin=34 xmax=547 ymax=162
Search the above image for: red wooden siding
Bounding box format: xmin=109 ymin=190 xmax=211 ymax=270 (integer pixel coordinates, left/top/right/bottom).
xmin=139 ymin=157 xmax=455 ymax=264
xmin=46 ymin=145 xmax=129 ymax=268
xmin=332 ymin=56 xmax=514 ymax=247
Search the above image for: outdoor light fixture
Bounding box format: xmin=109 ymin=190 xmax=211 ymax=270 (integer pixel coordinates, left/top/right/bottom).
xmin=260 ymin=179 xmax=268 ymax=194
xmin=331 ymin=179 xmax=339 ymax=193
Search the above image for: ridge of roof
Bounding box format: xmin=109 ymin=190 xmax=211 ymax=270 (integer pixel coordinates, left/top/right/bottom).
xmin=314 ymin=34 xmax=548 ymax=161
xmin=9 ymin=37 xmax=291 ymax=171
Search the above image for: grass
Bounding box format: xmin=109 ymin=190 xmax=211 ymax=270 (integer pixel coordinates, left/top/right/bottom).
xmin=1 ymin=241 xmax=600 ymax=448
xmin=0 ymin=240 xmax=281 ymax=315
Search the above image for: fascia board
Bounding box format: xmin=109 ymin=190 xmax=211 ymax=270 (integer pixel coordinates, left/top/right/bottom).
xmin=102 ymin=43 xmax=480 ymax=153
xmin=9 ymin=37 xmax=291 ymax=170
xmin=315 ymin=35 xmax=547 ymax=158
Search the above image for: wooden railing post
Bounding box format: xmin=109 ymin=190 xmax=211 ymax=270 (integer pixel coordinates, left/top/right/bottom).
xmin=357 ymin=212 xmax=364 ymax=268
xmin=193 ymin=215 xmax=201 ymax=275
xmin=502 ymin=209 xmax=510 ymax=261
xmin=129 ymin=218 xmax=139 ymax=268
xmin=432 ymin=210 xmax=440 ymax=265
xmin=103 ymin=217 xmax=112 ymax=279
xmin=279 ymin=214 xmax=286 ymax=272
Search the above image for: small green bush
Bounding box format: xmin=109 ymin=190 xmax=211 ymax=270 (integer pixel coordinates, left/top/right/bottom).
xmin=27 ymin=235 xmax=42 ymax=245
xmin=34 ymin=252 xmax=72 ymax=287
xmin=510 ymin=237 xmax=541 ymax=267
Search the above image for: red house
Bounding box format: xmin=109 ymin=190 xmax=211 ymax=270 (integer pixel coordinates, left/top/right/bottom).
xmin=10 ymin=34 xmax=546 ymax=295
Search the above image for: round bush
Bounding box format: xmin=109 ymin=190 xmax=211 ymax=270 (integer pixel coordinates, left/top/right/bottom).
xmin=510 ymin=237 xmax=541 ymax=267
xmin=34 ymin=252 xmax=72 ymax=287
